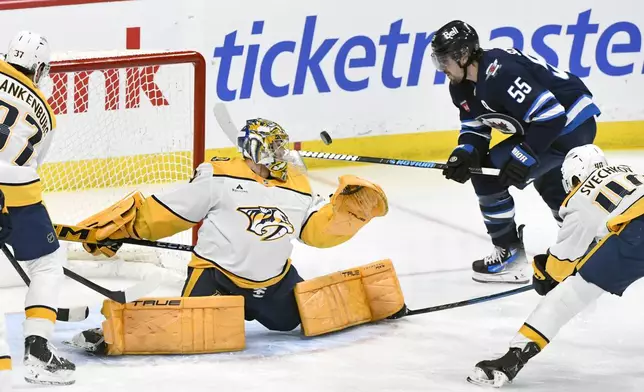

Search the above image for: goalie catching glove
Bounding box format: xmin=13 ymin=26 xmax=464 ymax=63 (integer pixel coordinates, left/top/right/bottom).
xmin=330 ymin=175 xmax=388 ymax=234
xmin=301 ymin=175 xmax=388 ymax=248
xmin=76 ymin=191 xmax=145 ymax=257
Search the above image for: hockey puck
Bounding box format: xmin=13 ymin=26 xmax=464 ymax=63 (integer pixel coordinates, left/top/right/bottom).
xmin=320 ymin=131 xmax=332 ymax=145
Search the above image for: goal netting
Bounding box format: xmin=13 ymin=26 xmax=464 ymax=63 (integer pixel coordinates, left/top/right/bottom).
xmin=0 ymin=50 xmax=206 ymax=289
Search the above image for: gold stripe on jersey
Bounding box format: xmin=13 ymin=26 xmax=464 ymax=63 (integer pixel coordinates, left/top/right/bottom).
xmin=182 ymin=268 xmax=205 ymax=296
xmin=25 ymin=305 xmax=57 ymax=323
xmin=606 ymin=196 xmax=644 ymax=233
xmin=134 ymin=195 xmax=197 ymax=241
xmin=574 ymin=232 xmax=614 ymax=272
xmin=0 ymin=356 xmax=11 ymax=371
xmin=0 ymin=180 xmax=42 ymax=207
xmin=300 ymin=205 xmax=354 ymax=248
xmin=0 ymin=61 xmax=56 ymax=131
xmin=519 ymin=323 xmax=550 ymax=349
xmin=189 ymin=251 xmax=292 ymax=289
xmin=209 ymin=157 xmax=312 ymax=196
xmin=561 ymin=182 xmax=582 ymax=208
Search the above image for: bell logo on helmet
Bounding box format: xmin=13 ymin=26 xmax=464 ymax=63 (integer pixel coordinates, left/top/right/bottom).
xmin=442 ymin=27 xmax=459 ymax=40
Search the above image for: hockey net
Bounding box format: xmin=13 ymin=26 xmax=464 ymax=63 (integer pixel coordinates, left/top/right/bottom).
xmin=0 ymin=51 xmax=206 ymax=289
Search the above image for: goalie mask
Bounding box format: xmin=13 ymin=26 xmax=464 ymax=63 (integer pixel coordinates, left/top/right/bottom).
xmin=237 ymin=118 xmax=303 ymax=181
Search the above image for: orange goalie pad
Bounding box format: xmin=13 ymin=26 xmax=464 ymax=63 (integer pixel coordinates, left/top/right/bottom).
xmin=100 ymin=296 xmax=245 ymax=356
xmin=295 ymin=267 xmax=372 ymax=337
xmin=295 ymin=259 xmax=405 ymax=337
xmin=359 ymin=259 xmax=406 ymax=321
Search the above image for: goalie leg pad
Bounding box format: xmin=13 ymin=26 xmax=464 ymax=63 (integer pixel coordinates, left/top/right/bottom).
xmin=100 ymin=296 xmax=245 ymax=355
xmin=295 ymin=269 xmax=372 ymax=337
xmin=295 ymin=259 xmax=406 ymax=337
xmin=360 ymin=259 xmax=406 ymax=321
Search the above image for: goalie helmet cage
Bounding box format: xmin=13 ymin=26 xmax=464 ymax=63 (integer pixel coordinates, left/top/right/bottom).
xmin=35 ymin=50 xmax=206 ymax=286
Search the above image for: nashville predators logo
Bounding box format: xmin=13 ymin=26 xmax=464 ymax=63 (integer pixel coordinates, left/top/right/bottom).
xmin=237 ymin=206 xmax=295 ymax=241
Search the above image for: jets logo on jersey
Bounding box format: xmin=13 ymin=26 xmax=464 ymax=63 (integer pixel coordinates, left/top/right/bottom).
xmin=485 ymin=59 xmax=502 ymax=80
xmin=476 ymin=113 xmax=525 ymax=135
xmin=237 ymin=206 xmax=295 ymax=241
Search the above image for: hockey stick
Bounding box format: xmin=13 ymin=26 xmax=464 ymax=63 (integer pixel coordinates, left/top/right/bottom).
xmin=402 ymin=284 xmax=533 ymax=318
xmin=212 ymin=103 xmax=499 ymax=176
xmin=1 ymin=245 xmax=89 ymax=322
xmin=296 ymin=150 xmax=500 ymax=176
xmin=53 ymin=223 xmax=193 ymax=253
xmin=55 ymin=221 xmax=530 ymax=308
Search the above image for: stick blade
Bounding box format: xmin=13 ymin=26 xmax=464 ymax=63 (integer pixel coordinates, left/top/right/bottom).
xmin=213 ymin=103 xmax=239 ymax=145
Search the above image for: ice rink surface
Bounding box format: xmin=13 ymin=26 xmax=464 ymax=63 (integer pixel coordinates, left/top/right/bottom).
xmin=1 ymin=151 xmax=644 ymax=391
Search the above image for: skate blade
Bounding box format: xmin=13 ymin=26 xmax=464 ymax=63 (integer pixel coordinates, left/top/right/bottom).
xmin=63 ymin=338 xmax=94 ymax=351
xmin=25 ymin=377 xmax=76 ymax=386
xmin=472 ymin=271 xmax=530 ymax=284
xmin=24 ymin=365 xmax=75 ymax=386
xmin=466 ymin=368 xmax=510 ymax=388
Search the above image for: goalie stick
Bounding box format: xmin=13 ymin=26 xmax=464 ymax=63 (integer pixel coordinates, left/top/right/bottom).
xmin=54 ymin=223 xmax=193 ymax=253
xmin=1 ymin=245 xmax=89 ymax=322
xmin=54 ymin=224 xmax=532 ymax=310
xmin=212 ymin=103 xmax=499 ymax=176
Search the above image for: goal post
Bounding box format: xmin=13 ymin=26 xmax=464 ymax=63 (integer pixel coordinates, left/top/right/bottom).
xmin=9 ymin=50 xmax=207 ymax=287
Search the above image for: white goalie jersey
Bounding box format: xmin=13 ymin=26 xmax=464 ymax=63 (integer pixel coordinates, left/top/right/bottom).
xmin=135 ymin=158 xmax=339 ymax=289
xmin=0 ymin=60 xmax=56 ymax=206
xmin=546 ymin=164 xmax=644 ymax=280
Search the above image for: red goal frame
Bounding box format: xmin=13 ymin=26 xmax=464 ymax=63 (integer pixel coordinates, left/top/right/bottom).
xmin=49 ymin=50 xmax=206 ymax=244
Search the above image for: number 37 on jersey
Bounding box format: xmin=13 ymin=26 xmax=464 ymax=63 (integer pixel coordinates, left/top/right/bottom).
xmin=0 ymin=61 xmax=55 ymax=168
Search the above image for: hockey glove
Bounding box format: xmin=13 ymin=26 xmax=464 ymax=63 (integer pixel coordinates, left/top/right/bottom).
xmin=443 ymin=144 xmax=479 ymax=184
xmin=331 ymin=175 xmax=388 ymax=234
xmin=532 ymin=253 xmax=558 ymax=296
xmin=0 ymin=190 xmax=11 ymax=244
xmin=499 ymin=143 xmax=538 ymax=187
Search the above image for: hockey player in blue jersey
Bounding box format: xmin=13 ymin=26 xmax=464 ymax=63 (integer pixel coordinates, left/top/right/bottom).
xmin=431 ymin=20 xmax=600 ymax=284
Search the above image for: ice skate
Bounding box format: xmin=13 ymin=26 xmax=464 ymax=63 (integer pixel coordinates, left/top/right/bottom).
xmin=23 ymin=335 xmax=75 ymax=386
xmin=472 ymin=225 xmax=529 ymax=284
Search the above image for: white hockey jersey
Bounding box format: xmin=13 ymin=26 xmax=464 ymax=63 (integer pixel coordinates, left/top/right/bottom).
xmin=134 ymin=158 xmax=353 ymax=289
xmin=0 ymin=60 xmax=56 ymax=207
xmin=546 ymin=164 xmax=644 ymax=281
